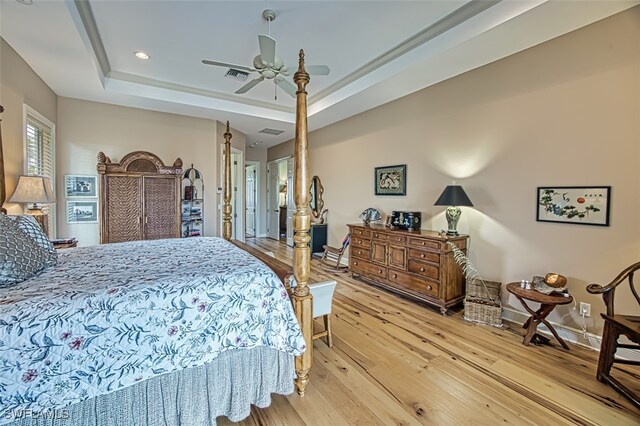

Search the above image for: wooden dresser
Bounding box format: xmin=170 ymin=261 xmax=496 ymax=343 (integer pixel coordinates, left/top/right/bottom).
xmin=347 ymin=224 xmax=468 ymax=314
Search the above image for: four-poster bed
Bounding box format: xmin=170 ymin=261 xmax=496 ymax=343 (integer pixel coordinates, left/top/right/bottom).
xmin=222 ymin=50 xmax=315 ymax=396
xmin=0 ymin=51 xmax=315 ymax=423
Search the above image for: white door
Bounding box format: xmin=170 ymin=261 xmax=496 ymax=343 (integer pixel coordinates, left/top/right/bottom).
xmin=266 ymin=160 xmax=280 ymax=240
xmin=245 ymin=165 xmax=256 ymax=237
xmin=286 ymin=157 xmax=295 ymax=247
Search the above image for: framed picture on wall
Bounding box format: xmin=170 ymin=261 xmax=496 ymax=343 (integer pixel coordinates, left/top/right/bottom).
xmin=536 ymin=186 xmax=611 ymax=226
xmin=65 ymin=175 xmax=97 ymax=198
xmin=67 ymin=200 xmax=98 ymax=224
xmin=374 ymin=164 xmax=406 ymax=196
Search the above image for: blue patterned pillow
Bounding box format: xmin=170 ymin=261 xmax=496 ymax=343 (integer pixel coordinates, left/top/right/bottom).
xmin=9 ymin=215 xmax=57 ymax=267
xmin=0 ymin=214 xmax=52 ymax=287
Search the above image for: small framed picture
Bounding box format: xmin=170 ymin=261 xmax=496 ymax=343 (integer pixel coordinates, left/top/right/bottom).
xmin=375 ymin=164 xmax=406 ymax=196
xmin=65 ymin=175 xmax=97 ymax=198
xmin=67 ymin=201 xmax=98 ymax=224
xmin=537 ymin=186 xmax=611 ymax=226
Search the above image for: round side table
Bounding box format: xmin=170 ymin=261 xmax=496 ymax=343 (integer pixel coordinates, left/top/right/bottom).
xmin=506 ymin=282 xmax=573 ymax=350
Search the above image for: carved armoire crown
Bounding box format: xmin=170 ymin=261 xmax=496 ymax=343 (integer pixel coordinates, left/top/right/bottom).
xmin=97 ymin=151 xmax=182 ymax=244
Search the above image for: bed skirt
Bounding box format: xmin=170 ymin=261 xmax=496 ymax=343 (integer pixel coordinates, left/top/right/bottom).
xmin=5 ymin=347 xmax=295 ymax=426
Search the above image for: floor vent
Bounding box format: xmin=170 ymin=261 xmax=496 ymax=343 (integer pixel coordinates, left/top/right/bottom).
xmin=225 ymin=69 xmax=249 ymax=81
xmin=258 ymin=128 xmax=285 ymax=136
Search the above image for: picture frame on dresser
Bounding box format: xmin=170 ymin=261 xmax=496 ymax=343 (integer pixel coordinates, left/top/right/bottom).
xmin=536 ymin=186 xmax=611 ymax=226
xmin=65 ymin=175 xmax=97 ymax=198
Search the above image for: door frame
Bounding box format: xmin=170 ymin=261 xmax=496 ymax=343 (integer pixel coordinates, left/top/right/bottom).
xmin=245 ymin=161 xmax=260 ymax=237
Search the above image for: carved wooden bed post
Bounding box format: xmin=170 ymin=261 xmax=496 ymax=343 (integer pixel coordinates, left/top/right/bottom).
xmin=0 ymin=105 xmax=6 ymax=214
xmin=222 ymin=121 xmax=233 ymax=241
xmin=292 ymin=50 xmax=313 ymax=396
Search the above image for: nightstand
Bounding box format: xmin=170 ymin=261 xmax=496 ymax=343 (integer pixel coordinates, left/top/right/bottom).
xmin=52 ymin=238 xmax=78 ymax=250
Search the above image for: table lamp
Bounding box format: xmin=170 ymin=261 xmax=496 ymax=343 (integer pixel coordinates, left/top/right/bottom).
xmin=434 ymin=183 xmax=473 ymax=236
xmin=9 ymin=175 xmax=56 ymax=236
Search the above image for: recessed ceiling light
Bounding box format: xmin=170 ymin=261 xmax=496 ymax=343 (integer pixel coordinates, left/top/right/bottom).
xmin=134 ymin=51 xmax=150 ymax=60
xmin=16 ymin=0 xmax=33 ymax=5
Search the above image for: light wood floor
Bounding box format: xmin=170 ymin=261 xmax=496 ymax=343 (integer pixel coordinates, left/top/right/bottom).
xmin=220 ymin=237 xmax=639 ymax=425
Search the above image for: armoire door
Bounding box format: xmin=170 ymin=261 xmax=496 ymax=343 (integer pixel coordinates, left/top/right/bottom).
xmin=105 ymin=175 xmax=143 ymax=243
xmin=143 ymin=176 xmax=178 ymax=240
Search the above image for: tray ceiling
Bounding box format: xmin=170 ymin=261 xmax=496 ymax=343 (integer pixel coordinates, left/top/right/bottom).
xmin=1 ymin=0 xmax=637 ymax=147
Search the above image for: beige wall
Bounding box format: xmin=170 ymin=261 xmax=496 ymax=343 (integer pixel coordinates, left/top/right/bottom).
xmin=268 ymin=7 xmax=640 ymax=334
xmin=57 ymin=98 xmax=219 ymax=245
xmin=0 ymin=38 xmax=57 ymax=214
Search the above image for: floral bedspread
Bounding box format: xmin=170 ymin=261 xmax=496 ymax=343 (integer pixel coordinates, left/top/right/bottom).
xmin=0 ymin=237 xmax=305 ymax=421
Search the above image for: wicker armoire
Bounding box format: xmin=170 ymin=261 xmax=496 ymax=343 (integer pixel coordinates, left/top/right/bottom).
xmin=97 ymin=151 xmax=183 ymax=244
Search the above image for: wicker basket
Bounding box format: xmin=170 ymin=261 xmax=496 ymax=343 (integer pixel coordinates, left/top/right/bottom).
xmin=463 ymin=280 xmax=503 ymax=327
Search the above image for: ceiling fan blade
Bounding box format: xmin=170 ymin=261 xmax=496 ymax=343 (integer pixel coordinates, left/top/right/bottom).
xmin=284 ymin=64 xmax=330 ymax=76
xmin=202 ymin=60 xmax=255 ymax=73
xmin=275 ymin=77 xmax=297 ymax=98
xmin=235 ymin=77 xmax=265 ymax=94
xmin=305 ymin=65 xmax=330 ymax=76
xmin=258 ymin=35 xmax=276 ymax=66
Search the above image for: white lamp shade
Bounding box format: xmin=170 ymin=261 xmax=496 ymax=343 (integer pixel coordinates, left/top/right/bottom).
xmin=9 ymin=175 xmax=56 ymax=204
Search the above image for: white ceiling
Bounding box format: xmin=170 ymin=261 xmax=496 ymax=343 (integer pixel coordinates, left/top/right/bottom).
xmin=1 ymin=0 xmax=638 ymax=148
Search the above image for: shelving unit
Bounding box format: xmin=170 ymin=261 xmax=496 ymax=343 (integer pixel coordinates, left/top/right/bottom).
xmin=181 ymin=164 xmax=204 ymax=237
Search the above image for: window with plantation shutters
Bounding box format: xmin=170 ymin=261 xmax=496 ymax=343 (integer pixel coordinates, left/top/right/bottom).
xmin=24 ymin=106 xmax=56 ymax=236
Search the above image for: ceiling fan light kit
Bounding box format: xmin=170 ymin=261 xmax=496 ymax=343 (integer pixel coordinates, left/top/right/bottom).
xmin=201 ymin=9 xmax=330 ymax=99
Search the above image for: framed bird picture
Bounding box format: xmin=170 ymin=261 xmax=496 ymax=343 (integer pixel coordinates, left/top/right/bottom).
xmin=374 ymin=164 xmax=406 ymax=196
xmin=536 ymin=186 xmax=611 ymax=226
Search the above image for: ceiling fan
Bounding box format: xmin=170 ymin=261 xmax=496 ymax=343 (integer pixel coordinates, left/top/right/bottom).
xmin=202 ymin=9 xmax=330 ymax=98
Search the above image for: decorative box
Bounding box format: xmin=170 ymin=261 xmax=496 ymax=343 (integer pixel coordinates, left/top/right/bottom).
xmin=390 ymin=211 xmax=421 ymax=230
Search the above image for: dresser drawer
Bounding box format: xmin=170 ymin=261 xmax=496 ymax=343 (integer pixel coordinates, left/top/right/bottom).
xmin=352 ymin=259 xmax=387 ymax=280
xmin=351 ymin=246 xmax=370 ymax=260
xmin=407 ymin=259 xmax=440 ymax=280
xmin=408 ymin=237 xmax=440 ymax=251
xmin=408 ymin=248 xmax=440 ymax=263
xmin=352 ymin=236 xmax=371 ymax=249
xmin=388 ymin=269 xmax=439 ymax=298
xmin=388 ymin=235 xmax=406 ymax=245
xmin=351 ymin=227 xmax=371 ymax=238
xmin=372 ymin=230 xmax=389 ymax=240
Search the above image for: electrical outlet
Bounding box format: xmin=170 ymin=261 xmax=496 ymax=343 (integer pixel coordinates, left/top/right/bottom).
xmin=579 ymin=302 xmax=591 ymax=317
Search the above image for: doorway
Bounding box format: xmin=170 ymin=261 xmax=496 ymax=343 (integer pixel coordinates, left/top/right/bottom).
xmin=245 ymin=162 xmax=258 ymax=237
xmin=266 ymin=157 xmax=295 ymax=246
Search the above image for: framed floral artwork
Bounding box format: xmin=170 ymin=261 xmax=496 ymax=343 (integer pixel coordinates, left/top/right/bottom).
xmin=375 ymin=164 xmax=406 ymax=196
xmin=537 ymin=186 xmax=611 ymax=226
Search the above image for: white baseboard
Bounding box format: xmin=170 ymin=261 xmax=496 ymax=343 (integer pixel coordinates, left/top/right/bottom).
xmin=502 ymin=307 xmax=639 ymax=361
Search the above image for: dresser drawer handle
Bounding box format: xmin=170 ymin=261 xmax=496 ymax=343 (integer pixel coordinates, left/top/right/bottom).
xmin=354 ymin=261 xmax=358 ymax=266
xmin=357 ymin=240 xmax=362 ymax=244
xmin=420 ymin=242 xmax=425 ymax=246
xmin=357 ymin=250 xmax=363 ymax=255
xmin=420 ymin=267 xmax=425 ymax=272
xmin=378 ymin=269 xmax=382 ymax=274
xmin=426 ymin=285 xmax=432 ymax=291
xmin=396 ymin=238 xmax=402 ymax=241
xmin=420 ymin=254 xmax=425 ymax=258
xmin=374 ymin=233 xmax=378 ymax=237
xmin=392 ymin=273 xmax=397 ymax=279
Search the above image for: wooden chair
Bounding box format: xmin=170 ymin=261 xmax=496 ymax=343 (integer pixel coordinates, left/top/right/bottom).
xmin=586 ymin=262 xmax=640 ymax=409
xmin=320 ymin=234 xmax=350 ymax=270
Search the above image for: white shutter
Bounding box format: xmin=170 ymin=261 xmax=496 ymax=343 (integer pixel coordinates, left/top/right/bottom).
xmin=24 ymin=107 xmax=56 ymax=237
